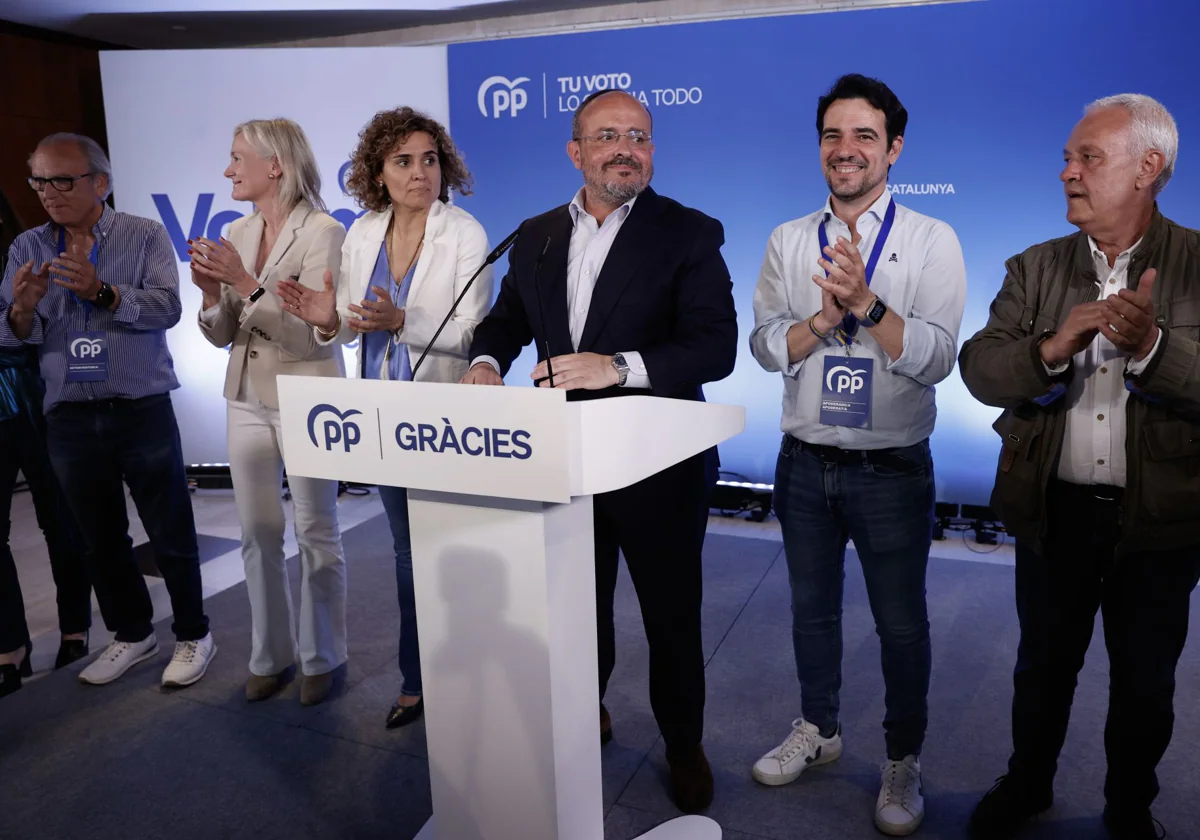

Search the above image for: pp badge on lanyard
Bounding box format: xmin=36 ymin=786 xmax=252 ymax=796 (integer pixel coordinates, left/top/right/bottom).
xmin=58 ymin=229 xmax=107 ymax=383
xmin=820 ymin=356 xmax=874 ymax=428
xmin=818 ymin=198 xmax=896 ymax=351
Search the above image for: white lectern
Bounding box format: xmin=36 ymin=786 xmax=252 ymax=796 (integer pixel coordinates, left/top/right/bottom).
xmin=277 ymin=376 xmax=744 ymax=840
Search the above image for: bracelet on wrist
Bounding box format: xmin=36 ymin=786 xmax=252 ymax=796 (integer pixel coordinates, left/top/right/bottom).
xmin=316 ymin=313 xmax=340 ymax=338
xmin=809 ymin=315 xmax=832 ymax=340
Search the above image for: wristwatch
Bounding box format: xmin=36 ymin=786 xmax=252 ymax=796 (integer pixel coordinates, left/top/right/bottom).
xmin=93 ymin=282 xmax=116 ymax=309
xmin=611 ymin=353 xmax=630 ymax=387
xmin=862 ymin=296 xmax=888 ymax=328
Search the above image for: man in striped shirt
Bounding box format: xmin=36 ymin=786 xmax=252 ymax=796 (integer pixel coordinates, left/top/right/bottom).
xmin=0 ymin=133 xmax=217 ymax=688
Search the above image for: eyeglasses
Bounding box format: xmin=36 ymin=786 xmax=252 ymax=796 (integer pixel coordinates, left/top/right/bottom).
xmin=28 ymin=173 xmax=95 ymax=192
xmin=574 ymin=130 xmax=653 ymax=147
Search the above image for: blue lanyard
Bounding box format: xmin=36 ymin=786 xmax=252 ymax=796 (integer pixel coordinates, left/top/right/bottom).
xmin=818 ymin=197 xmax=896 ymax=344
xmin=57 ymin=228 xmax=100 ymax=327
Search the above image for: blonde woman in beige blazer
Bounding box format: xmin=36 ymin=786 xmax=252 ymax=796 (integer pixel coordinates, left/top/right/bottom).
xmin=192 ymin=118 xmax=347 ymax=707
xmin=279 ymin=107 xmax=491 ymax=729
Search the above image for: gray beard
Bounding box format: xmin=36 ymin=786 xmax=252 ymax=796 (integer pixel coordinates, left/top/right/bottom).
xmin=599 ymin=179 xmax=644 ymax=203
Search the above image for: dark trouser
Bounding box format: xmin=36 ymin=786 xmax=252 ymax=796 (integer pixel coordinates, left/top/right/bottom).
xmin=595 ymin=451 xmax=710 ymax=751
xmin=377 ymin=484 xmax=421 ymax=697
xmin=774 ymin=435 xmax=934 ymax=760
xmin=1010 ymin=480 xmax=1200 ymax=811
xmin=45 ymin=394 xmax=209 ymax=643
xmin=0 ymin=409 xmax=91 ymax=653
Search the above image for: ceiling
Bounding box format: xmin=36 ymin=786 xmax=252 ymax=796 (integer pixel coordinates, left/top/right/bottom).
xmin=0 ymin=0 xmax=647 ymax=48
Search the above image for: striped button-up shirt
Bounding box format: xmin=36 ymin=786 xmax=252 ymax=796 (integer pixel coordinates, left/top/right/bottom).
xmin=0 ymin=204 xmax=182 ymax=412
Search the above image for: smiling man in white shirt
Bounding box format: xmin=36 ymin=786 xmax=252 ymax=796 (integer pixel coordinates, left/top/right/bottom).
xmin=749 ymin=73 xmax=966 ymax=836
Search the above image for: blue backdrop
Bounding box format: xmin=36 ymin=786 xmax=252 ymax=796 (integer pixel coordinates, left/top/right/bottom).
xmin=447 ymin=0 xmax=1200 ymax=505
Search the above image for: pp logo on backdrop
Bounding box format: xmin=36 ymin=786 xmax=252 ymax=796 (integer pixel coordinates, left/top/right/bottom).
xmin=69 ymin=336 xmax=104 ymax=359
xmin=478 ymin=76 xmax=530 ymax=119
xmin=825 ymin=365 xmax=867 ymax=395
xmin=307 ymin=404 xmax=363 ymax=453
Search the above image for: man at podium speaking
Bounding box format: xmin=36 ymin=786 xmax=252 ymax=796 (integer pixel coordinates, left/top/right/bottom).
xmin=462 ymin=88 xmax=738 ymax=814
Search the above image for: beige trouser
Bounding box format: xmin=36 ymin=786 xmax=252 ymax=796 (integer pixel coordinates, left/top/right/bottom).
xmin=227 ymin=377 xmax=347 ymax=677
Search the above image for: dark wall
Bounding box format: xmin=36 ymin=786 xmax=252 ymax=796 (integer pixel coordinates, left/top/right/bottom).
xmin=0 ymin=22 xmax=115 ymax=235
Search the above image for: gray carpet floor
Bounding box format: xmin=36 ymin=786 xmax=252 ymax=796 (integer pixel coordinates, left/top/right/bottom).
xmin=2 ymin=516 xmax=1200 ymax=840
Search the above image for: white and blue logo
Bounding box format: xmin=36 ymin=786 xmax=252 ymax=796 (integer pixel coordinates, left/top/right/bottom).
xmin=69 ymin=336 xmax=104 ymax=359
xmin=825 ymin=365 xmax=868 ymax=395
xmin=477 ymin=75 xmax=530 ymax=119
xmin=307 ymin=404 xmax=363 ymax=452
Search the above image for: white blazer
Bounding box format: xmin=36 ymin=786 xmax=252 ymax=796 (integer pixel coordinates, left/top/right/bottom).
xmin=317 ymin=199 xmax=492 ymax=384
xmin=198 ymin=201 xmax=346 ymax=410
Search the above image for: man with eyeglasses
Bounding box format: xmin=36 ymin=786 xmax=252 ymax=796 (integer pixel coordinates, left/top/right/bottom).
xmin=463 ymin=89 xmax=738 ymax=814
xmin=748 ymin=74 xmax=967 ymax=835
xmin=0 ymin=133 xmax=216 ymax=689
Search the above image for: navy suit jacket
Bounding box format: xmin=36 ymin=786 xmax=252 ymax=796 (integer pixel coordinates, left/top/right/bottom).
xmin=469 ymin=187 xmax=738 ymax=403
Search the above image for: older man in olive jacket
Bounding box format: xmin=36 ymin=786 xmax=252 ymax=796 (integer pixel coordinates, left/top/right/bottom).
xmin=959 ymin=94 xmax=1200 ymax=840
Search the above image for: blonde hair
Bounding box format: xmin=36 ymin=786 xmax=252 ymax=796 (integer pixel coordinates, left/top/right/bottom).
xmin=233 ymin=118 xmax=326 ymax=212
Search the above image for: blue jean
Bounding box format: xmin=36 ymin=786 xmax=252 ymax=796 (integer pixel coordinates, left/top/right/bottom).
xmin=774 ymin=435 xmax=934 ymax=760
xmin=45 ymin=395 xmax=209 ymax=643
xmin=378 ymin=484 xmax=421 ymax=696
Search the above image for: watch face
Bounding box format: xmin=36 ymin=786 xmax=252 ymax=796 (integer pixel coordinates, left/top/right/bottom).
xmin=868 ymin=299 xmax=887 ymax=324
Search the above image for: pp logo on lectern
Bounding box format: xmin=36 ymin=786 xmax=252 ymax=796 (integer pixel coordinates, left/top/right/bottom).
xmin=825 ymin=365 xmax=868 ymax=395
xmin=307 ymin=404 xmax=363 ymax=452
xmin=69 ymin=337 xmax=104 ymax=359
xmin=478 ymin=76 xmax=530 ymax=118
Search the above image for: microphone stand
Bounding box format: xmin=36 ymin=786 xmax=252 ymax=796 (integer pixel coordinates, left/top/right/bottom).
xmin=531 ymin=236 xmax=554 ymax=387
xmin=410 ymin=227 xmax=519 ymax=379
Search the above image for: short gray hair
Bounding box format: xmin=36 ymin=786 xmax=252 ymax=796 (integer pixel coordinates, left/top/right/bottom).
xmin=31 ymin=133 xmax=113 ymax=200
xmin=1085 ymin=93 xmax=1178 ymax=196
xmin=234 ymin=118 xmax=327 ymax=213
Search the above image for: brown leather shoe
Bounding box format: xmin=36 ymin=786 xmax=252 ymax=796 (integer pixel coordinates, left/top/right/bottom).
xmin=666 ymin=744 xmax=714 ymax=814
xmin=600 ymin=703 xmax=613 ymax=745
xmin=300 ymin=672 xmax=333 ymax=706
xmin=245 ymin=673 xmax=283 ymax=702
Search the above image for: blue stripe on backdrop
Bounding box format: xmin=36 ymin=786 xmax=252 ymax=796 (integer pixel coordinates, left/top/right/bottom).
xmin=446 ymin=0 xmax=1200 ymax=505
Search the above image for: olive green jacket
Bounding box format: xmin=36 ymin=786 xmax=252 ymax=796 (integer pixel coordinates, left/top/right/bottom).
xmin=959 ymin=209 xmax=1200 ymax=553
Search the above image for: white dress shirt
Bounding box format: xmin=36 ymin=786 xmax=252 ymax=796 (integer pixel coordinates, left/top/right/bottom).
xmin=476 ymin=188 xmax=650 ymax=387
xmin=1050 ymin=237 xmax=1162 ymax=487
xmin=750 ymin=190 xmax=967 ymax=448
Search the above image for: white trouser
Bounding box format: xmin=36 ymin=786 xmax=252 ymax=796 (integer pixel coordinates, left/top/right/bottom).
xmin=227 ymin=381 xmax=347 ymax=677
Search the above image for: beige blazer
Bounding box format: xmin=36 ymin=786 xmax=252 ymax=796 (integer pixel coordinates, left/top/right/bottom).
xmin=198 ymin=201 xmax=346 ymax=409
xmin=316 ymin=200 xmax=492 ymax=383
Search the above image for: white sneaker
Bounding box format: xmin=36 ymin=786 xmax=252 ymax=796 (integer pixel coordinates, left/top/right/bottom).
xmin=78 ymin=635 xmax=159 ymax=685
xmin=876 ymin=755 xmax=924 ymax=836
xmin=751 ymin=718 xmax=843 ymax=786
xmin=161 ymin=633 xmax=218 ymax=688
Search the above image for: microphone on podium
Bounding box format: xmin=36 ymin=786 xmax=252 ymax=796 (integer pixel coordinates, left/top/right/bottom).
xmin=410 ymin=226 xmax=520 ymax=379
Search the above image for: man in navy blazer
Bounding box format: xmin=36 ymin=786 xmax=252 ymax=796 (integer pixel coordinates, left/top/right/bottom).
xmin=464 ymin=89 xmax=737 ymax=813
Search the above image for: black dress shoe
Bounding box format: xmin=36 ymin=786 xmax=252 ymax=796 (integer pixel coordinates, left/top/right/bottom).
xmin=967 ymin=775 xmax=1053 ymax=839
xmin=0 ymin=642 xmax=32 ymax=698
xmin=666 ymin=744 xmax=714 ymax=814
xmin=385 ymin=697 xmax=424 ymax=729
xmin=56 ymin=635 xmax=89 ymax=669
xmin=600 ymin=703 xmax=613 ymax=745
xmin=1103 ymin=805 xmax=1166 ymax=840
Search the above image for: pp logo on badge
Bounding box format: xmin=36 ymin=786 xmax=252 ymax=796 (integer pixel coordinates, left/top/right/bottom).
xmin=69 ymin=336 xmax=104 ymax=359
xmin=477 ymin=76 xmax=530 ymax=119
xmin=825 ymin=365 xmax=867 ymax=395
xmin=307 ymin=404 xmax=363 ymax=453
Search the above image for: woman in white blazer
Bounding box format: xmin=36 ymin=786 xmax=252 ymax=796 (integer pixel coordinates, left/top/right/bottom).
xmin=279 ymin=107 xmax=492 ymax=728
xmin=193 ymin=118 xmax=348 ymax=707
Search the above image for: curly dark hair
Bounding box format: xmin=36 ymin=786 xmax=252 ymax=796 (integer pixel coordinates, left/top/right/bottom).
xmin=345 ymin=107 xmax=473 ymax=212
